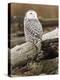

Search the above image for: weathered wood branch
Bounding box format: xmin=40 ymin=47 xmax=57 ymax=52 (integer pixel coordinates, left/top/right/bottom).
xmin=10 ymin=28 xmax=58 ymax=68
xmin=42 ymin=27 xmax=58 ymax=41
xmin=11 ymin=42 xmax=37 ymax=68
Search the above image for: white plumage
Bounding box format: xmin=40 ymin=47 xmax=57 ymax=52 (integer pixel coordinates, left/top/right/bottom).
xmin=24 ymin=10 xmax=43 ymax=52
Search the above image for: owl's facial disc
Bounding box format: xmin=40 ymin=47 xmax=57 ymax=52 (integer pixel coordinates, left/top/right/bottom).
xmin=25 ymin=10 xmax=38 ymax=19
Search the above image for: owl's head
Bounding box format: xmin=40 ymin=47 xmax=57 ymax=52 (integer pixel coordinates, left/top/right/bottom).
xmin=25 ymin=10 xmax=38 ymax=19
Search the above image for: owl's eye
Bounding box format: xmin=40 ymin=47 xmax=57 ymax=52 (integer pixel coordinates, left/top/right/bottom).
xmin=30 ymin=13 xmax=32 ymax=14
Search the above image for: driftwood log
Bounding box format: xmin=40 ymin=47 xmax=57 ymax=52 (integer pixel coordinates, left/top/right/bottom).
xmin=10 ymin=28 xmax=58 ymax=69
xmin=11 ymin=42 xmax=37 ymax=68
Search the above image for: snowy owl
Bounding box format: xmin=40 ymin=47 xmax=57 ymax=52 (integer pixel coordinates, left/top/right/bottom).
xmin=24 ymin=10 xmax=43 ymax=52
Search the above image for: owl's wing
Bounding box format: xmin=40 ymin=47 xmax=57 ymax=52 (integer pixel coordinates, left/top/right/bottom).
xmin=24 ymin=19 xmax=43 ymax=40
xmin=32 ymin=19 xmax=43 ymax=40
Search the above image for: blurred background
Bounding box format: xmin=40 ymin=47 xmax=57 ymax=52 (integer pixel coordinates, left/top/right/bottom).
xmin=11 ymin=3 xmax=58 ymax=18
xmin=8 ymin=3 xmax=58 ymax=48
